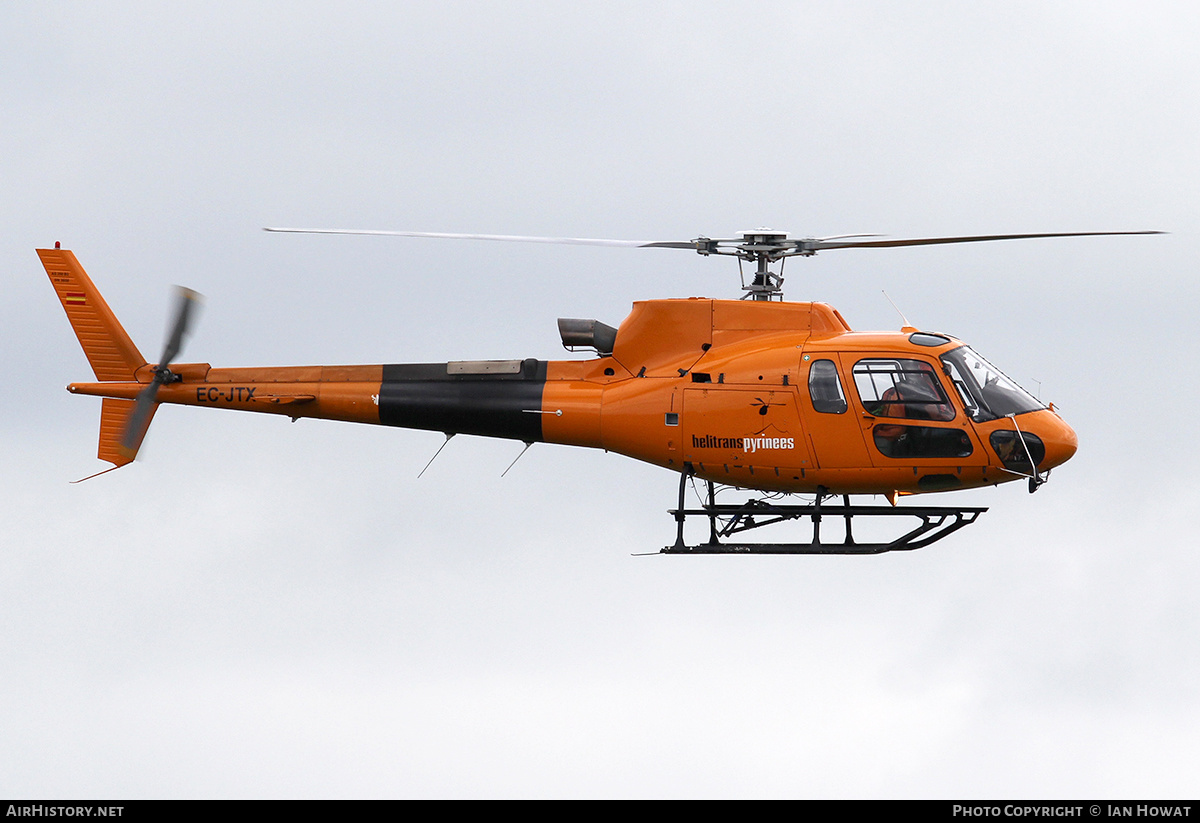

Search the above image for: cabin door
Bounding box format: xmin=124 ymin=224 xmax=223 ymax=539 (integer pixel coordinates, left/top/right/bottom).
xmin=798 ymin=355 xmax=872 ymax=469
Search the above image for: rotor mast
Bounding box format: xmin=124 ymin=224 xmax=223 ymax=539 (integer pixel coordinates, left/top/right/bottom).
xmin=745 ymin=235 xmax=786 ymax=301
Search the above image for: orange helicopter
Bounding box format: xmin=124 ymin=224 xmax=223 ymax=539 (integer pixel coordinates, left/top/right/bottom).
xmin=40 ymin=228 xmax=1157 ymax=554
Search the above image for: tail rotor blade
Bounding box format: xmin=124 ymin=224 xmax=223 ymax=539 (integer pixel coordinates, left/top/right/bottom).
xmin=119 ymin=286 xmax=203 ymax=460
xmin=160 ymin=286 xmax=202 ymax=367
xmin=120 ymin=382 xmax=160 ymax=456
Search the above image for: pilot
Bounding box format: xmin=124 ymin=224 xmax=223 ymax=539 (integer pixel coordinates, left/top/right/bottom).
xmin=872 ymin=386 xmax=909 ymax=453
xmin=890 ymin=365 xmax=954 ymax=422
xmin=871 ymin=370 xmax=953 ymax=456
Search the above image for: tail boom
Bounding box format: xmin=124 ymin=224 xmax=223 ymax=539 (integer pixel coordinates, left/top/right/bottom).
xmin=65 ymin=360 xmax=566 ymax=439
xmin=44 ymin=250 xmax=610 ymax=471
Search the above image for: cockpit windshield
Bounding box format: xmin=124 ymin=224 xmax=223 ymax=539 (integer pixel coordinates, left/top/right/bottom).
xmin=940 ymin=346 xmax=1044 ymax=422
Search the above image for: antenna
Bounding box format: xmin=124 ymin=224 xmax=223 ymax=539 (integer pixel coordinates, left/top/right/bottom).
xmin=417 ymin=433 xmax=454 ymax=478
xmin=501 ymin=442 xmax=535 ymax=477
xmin=881 ymin=290 xmax=912 ymax=328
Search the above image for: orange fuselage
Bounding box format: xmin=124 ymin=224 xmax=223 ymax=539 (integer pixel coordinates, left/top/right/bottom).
xmin=56 ymin=267 xmax=1076 ymax=496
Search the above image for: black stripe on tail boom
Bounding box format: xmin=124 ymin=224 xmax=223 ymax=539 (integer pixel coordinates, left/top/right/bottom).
xmin=378 ymin=359 xmax=547 ymax=441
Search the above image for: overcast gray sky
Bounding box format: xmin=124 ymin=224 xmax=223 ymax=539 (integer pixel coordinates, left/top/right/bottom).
xmin=3 ymin=1 xmax=1197 ymax=798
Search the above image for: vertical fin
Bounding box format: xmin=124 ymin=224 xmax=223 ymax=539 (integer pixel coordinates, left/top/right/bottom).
xmin=38 ymin=248 xmax=146 ymax=381
xmin=40 ymin=248 xmax=149 ymax=472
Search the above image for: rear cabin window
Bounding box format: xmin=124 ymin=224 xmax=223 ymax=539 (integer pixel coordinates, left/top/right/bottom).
xmin=808 ymin=359 xmax=847 ymax=414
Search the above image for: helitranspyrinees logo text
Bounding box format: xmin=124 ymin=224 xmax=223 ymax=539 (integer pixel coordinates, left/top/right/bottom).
xmin=692 ymin=434 xmax=794 ymax=453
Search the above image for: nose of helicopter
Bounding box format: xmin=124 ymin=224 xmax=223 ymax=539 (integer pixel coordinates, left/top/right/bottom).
xmin=1033 ymin=410 xmax=1078 ymax=470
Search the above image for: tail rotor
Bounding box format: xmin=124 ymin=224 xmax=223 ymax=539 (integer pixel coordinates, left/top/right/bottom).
xmin=121 ymin=287 xmax=202 ymax=458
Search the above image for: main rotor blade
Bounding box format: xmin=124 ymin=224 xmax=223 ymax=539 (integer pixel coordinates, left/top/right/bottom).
xmin=264 ymin=227 xmax=698 ymax=249
xmin=803 ymin=230 xmax=1164 ymax=251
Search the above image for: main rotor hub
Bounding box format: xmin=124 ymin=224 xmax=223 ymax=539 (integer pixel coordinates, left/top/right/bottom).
xmin=735 ymin=228 xmax=791 ymax=256
xmin=702 ymin=229 xmax=796 ymax=301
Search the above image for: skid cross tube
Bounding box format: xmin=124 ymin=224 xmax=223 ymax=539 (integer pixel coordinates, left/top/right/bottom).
xmin=664 ymin=470 xmax=987 ymax=554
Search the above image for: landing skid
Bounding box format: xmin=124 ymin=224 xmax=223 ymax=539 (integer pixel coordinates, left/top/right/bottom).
xmin=662 ymin=465 xmax=987 ymax=555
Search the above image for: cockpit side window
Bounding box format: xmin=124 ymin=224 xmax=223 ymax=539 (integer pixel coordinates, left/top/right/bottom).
xmin=851 ymin=358 xmax=955 ymax=421
xmin=807 ymin=359 xmax=847 ymax=414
